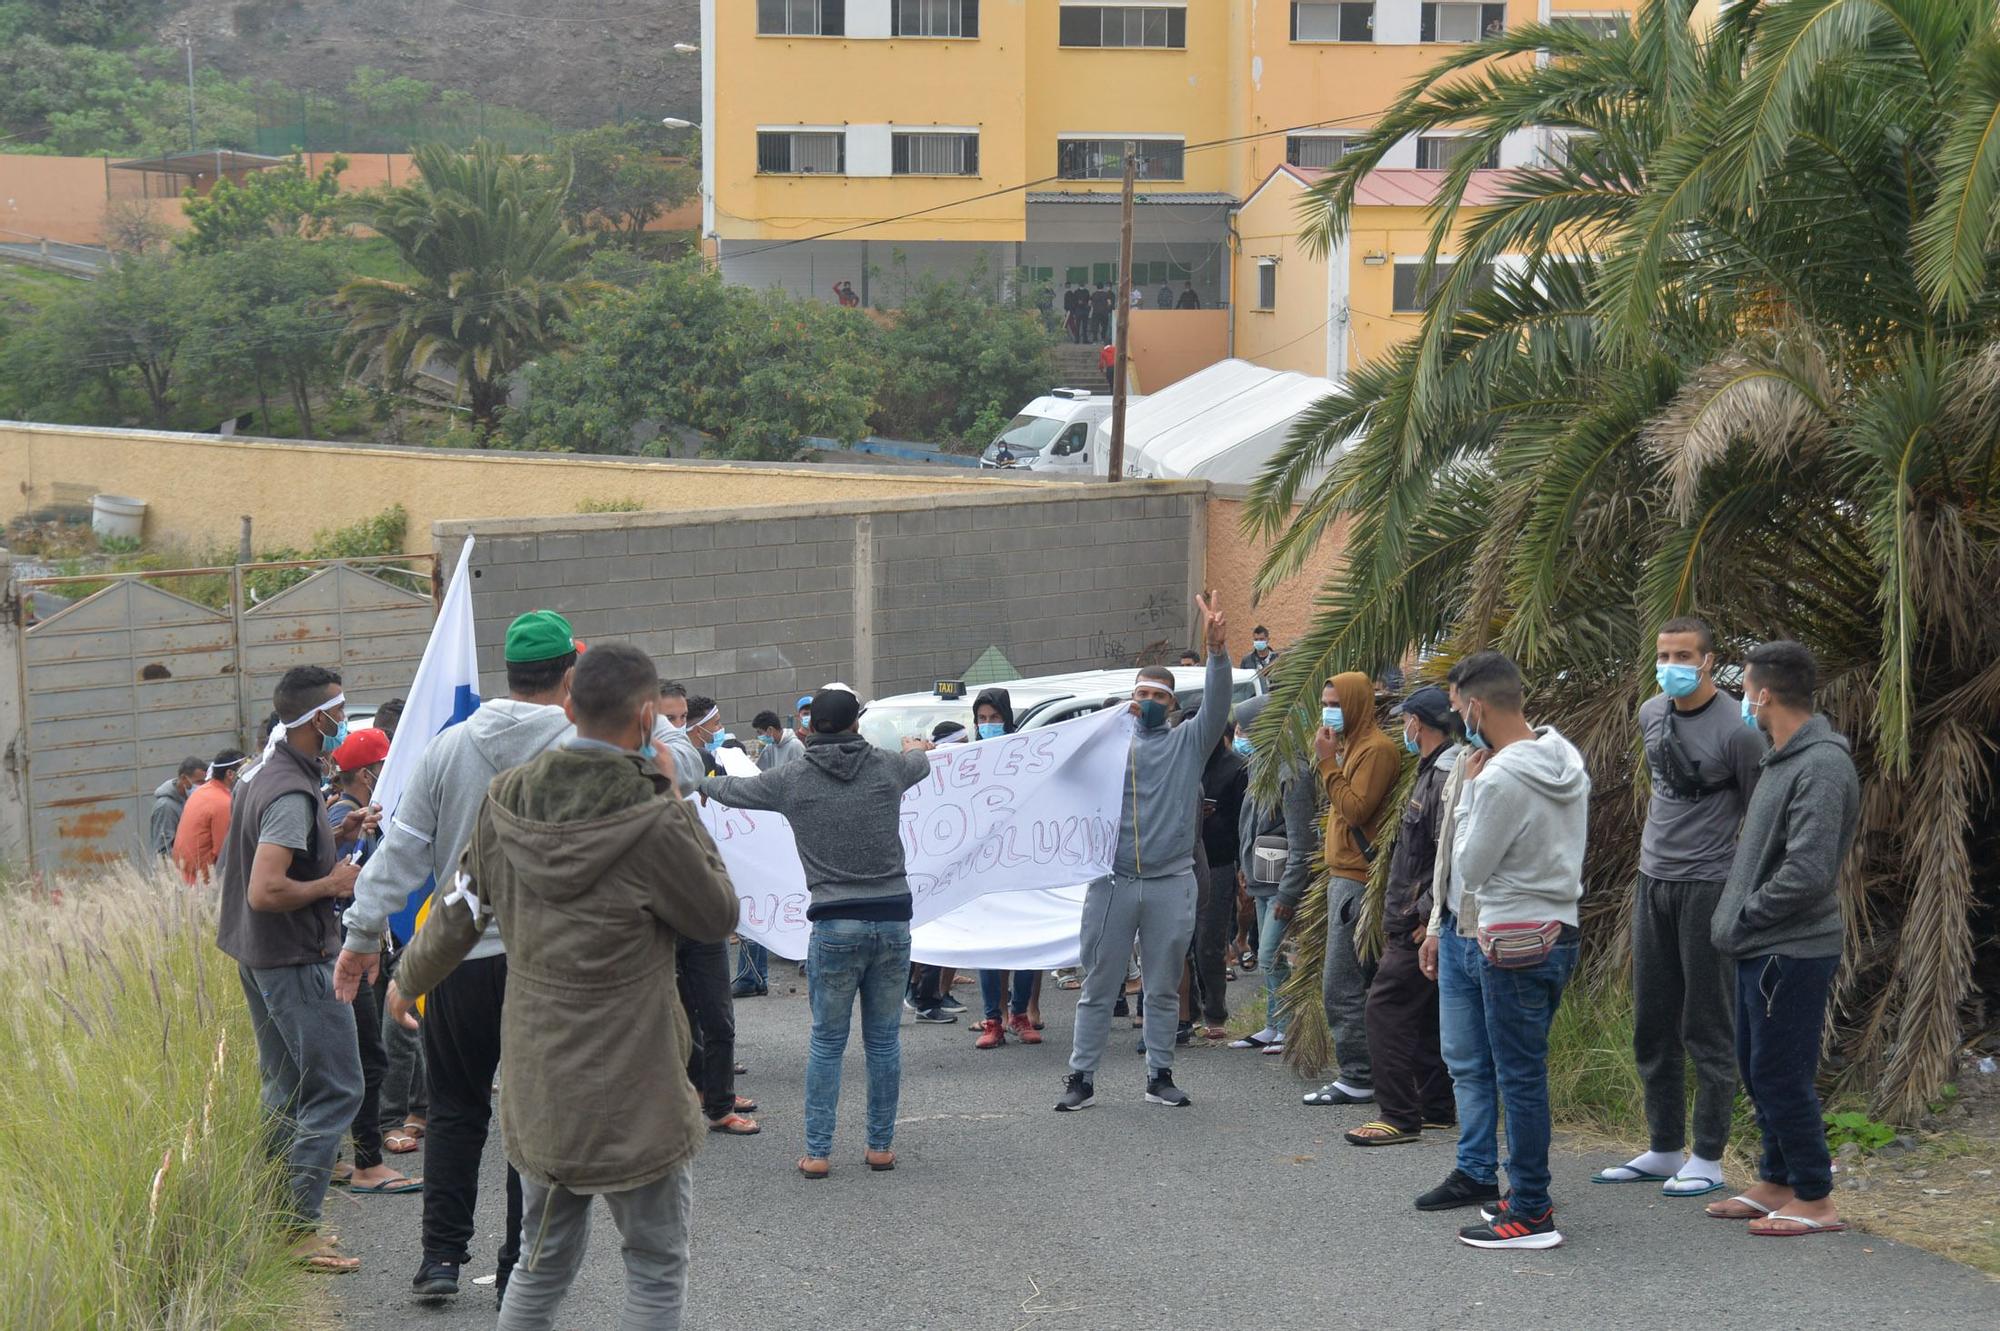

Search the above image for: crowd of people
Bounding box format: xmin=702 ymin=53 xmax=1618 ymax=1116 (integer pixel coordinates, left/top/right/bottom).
xmin=180 ymin=591 xmax=1860 ymax=1326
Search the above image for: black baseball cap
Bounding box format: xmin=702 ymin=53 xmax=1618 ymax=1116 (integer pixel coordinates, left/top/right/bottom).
xmin=1391 ymin=685 xmax=1453 ymax=731
xmin=808 ymin=687 xmax=861 ymax=734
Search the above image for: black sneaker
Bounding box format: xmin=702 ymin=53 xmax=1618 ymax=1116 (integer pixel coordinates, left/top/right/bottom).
xmin=495 ymin=1267 xmax=511 ymax=1310
xmin=1175 ymin=1020 xmax=1193 ymax=1045
xmin=938 ymin=993 xmax=967 ymax=1014
xmin=914 ymin=1005 xmax=957 ymax=1024
xmin=1112 ymin=995 xmax=1130 ymax=1018
xmin=1145 ymin=1069 xmax=1192 ymax=1107
xmin=1415 ymin=1169 xmax=1502 ymax=1212
xmin=1054 ymin=1071 xmax=1095 ymax=1112
xmin=412 ymin=1259 xmax=461 ymax=1299
xmin=1458 ymin=1205 xmax=1563 ymax=1250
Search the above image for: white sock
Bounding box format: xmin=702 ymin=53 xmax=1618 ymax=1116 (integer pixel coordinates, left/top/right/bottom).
xmin=1333 ymin=1081 xmax=1374 ymax=1100
xmin=1251 ymin=1026 xmax=1279 ymax=1044
xmin=1621 ymin=1149 xmax=1687 ymax=1178
xmin=1679 ymin=1154 xmax=1725 ymax=1184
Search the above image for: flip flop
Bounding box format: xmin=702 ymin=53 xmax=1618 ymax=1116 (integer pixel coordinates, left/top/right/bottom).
xmin=1749 ymin=1212 xmax=1848 ymax=1237
xmin=1227 ymin=1034 xmax=1275 ymax=1049
xmin=1303 ymin=1083 xmax=1372 ymax=1106
xmin=349 ymin=1175 xmax=424 ymax=1195
xmin=1344 ymin=1121 xmax=1420 ymax=1146
xmin=290 ymin=1234 xmax=360 ymax=1275
xmin=1592 ymin=1165 xmax=1673 ymax=1184
xmin=384 ymin=1131 xmax=420 ymax=1154
xmin=1663 ymin=1174 xmax=1727 ymax=1198
xmin=797 ymin=1156 xmax=830 ymax=1179
xmin=708 ymin=1113 xmax=761 ymax=1136
xmin=1705 ymin=1194 xmax=1776 ymax=1220
xmin=865 ymin=1149 xmax=896 ymax=1172
xmin=733 ymin=1095 xmax=759 ymax=1113
xmin=1261 ymin=1041 xmax=1286 ymax=1055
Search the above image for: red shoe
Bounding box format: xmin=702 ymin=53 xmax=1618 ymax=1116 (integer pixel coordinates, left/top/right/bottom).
xmin=1006 ymin=1012 xmax=1042 ymax=1045
xmin=975 ymin=1018 xmax=1006 ymax=1050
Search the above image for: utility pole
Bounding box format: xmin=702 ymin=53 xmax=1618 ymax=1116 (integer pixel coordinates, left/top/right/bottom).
xmin=184 ymin=36 xmax=198 ymax=151
xmin=1108 ymin=141 xmax=1137 ymax=483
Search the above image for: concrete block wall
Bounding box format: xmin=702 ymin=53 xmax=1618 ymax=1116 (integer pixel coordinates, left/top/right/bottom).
xmin=437 ymin=483 xmax=1206 ymax=727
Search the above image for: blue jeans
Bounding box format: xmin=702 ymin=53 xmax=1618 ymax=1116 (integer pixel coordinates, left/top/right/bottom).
xmin=804 ymin=919 xmax=910 ymax=1158
xmin=1253 ymin=896 xmax=1290 ymax=1032
xmin=1737 ymin=953 xmax=1839 ymax=1202
xmin=1480 ymin=934 xmax=1579 ymax=1216
xmin=1437 ymin=926 xmax=1499 ymax=1186
xmin=979 ymin=968 xmax=1033 ymax=1021
xmin=733 ymin=939 xmax=768 ymax=992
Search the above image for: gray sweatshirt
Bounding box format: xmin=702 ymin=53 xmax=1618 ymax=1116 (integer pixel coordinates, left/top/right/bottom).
xmin=699 ymin=735 xmax=931 ymax=919
xmin=150 ymin=777 xmax=188 ymax=856
xmin=343 ymin=698 xmax=575 ymax=958
xmin=1710 ymin=715 xmax=1859 ymax=961
xmin=1449 ymin=725 xmax=1592 ymax=928
xmin=758 ymin=730 xmax=806 ymax=771
xmin=1116 ymin=651 xmax=1232 ymax=880
xmin=1638 ymin=690 xmax=1766 ymax=881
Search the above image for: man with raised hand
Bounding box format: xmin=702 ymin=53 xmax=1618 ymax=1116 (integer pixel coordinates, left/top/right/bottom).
xmin=1056 ymin=592 xmax=1232 ymax=1113
xmin=333 ymin=610 xmax=578 ymax=1305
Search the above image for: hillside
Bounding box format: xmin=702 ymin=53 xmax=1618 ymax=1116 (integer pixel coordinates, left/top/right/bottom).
xmin=163 ymin=0 xmax=701 ymax=130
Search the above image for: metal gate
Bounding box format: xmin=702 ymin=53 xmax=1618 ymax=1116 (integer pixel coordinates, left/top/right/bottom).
xmin=13 ymin=556 xmax=436 ymax=877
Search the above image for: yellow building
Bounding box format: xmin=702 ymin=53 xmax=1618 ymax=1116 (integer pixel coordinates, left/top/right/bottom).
xmin=701 ymin=0 xmax=1628 ymax=361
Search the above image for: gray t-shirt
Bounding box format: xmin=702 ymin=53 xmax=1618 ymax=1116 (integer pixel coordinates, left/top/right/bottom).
xmin=258 ymin=792 xmax=317 ymax=853
xmin=1638 ymin=690 xmax=1766 ymax=881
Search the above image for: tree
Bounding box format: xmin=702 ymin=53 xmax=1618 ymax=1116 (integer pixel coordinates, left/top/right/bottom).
xmin=179 ymin=156 xmax=350 ymax=254
xmin=345 ymin=66 xmax=436 ymax=122
xmin=337 ymin=140 xmax=600 ymax=435
xmin=538 ymin=123 xmax=698 ymax=244
xmin=514 ymin=259 xmax=881 ymax=459
xmin=191 ymin=238 xmax=347 ymax=437
xmin=869 ymin=263 xmax=1056 ymax=446
xmin=1248 ymin=0 xmax=2000 ymax=1119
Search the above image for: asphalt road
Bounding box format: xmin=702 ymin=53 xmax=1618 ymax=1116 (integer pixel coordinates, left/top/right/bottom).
xmin=333 ymin=968 xmax=2000 ymax=1330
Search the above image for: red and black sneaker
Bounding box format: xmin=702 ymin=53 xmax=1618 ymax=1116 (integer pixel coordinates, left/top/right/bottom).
xmin=1457 ymin=1205 xmax=1563 ymax=1250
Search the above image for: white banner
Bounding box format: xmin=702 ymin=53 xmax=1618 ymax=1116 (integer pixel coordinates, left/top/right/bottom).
xmin=697 ymin=706 xmax=1131 ymax=962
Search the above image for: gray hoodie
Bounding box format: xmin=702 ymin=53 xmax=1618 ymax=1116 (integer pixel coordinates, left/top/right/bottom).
xmin=1232 ymin=694 xmax=1322 ymax=904
xmin=343 ymin=698 xmax=575 ymax=958
xmin=698 ymin=735 xmax=931 ymax=919
xmin=1710 ymin=714 xmax=1858 ymax=961
xmin=1449 ymin=725 xmax=1591 ymax=928
xmin=1117 ymin=652 xmax=1233 ymax=879
xmin=150 ymin=777 xmax=188 ymax=856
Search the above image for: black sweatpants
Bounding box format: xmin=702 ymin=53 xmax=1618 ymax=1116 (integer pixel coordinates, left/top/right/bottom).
xmin=421 ymin=952 xmax=523 ymax=1275
xmin=1632 ymin=873 xmax=1737 ymax=1159
xmin=349 ymin=965 xmax=388 ymax=1170
xmin=1364 ymin=931 xmax=1455 ymax=1132
xmin=677 ymin=938 xmax=737 ymax=1120
xmin=1191 ymin=859 xmax=1237 ymax=1025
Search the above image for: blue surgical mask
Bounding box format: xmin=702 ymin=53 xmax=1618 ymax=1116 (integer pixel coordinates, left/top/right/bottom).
xmin=1137 ymin=699 xmax=1168 ymax=730
xmin=977 ymin=722 xmax=1006 ymax=740
xmin=1321 ymin=705 xmax=1343 ymax=732
xmin=321 ymin=717 xmax=348 ymax=755
xmin=1232 ymin=736 xmax=1252 ymax=757
xmin=1402 ymin=727 xmax=1420 ymax=756
xmin=1741 ymin=694 xmax=1761 ymax=732
xmin=639 ymin=738 xmax=658 ymax=761
xmin=1254 ymin=639 xmax=1270 ymax=653
xmin=1656 ymin=663 xmax=1701 ymax=699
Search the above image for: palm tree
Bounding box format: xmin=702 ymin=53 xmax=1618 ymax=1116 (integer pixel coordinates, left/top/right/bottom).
xmin=339 ymin=140 xmax=598 ymax=435
xmin=1247 ymin=0 xmax=2000 ymax=1119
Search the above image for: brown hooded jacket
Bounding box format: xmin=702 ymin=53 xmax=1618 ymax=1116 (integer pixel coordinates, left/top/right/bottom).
xmin=1319 ymin=671 xmax=1400 ymax=882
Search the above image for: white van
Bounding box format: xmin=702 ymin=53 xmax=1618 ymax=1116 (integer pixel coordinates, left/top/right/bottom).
xmin=978 ymin=390 xmax=1118 ymax=476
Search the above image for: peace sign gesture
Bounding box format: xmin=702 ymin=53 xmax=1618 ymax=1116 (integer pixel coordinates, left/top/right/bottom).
xmin=1195 ymin=590 xmax=1226 ymax=653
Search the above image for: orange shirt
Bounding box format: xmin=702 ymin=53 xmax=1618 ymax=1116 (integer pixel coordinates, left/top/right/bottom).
xmin=173 ymin=778 xmax=235 ymax=884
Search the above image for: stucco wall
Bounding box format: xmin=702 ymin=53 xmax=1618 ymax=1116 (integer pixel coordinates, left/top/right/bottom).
xmin=1127 ymin=309 xmax=1228 ymax=392
xmin=1202 ymin=494 xmax=1350 ymax=660
xmin=0 ymin=422 xmax=1054 ymax=555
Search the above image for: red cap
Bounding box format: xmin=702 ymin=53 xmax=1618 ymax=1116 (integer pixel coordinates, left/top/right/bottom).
xmin=331 ymin=727 xmax=391 ymax=773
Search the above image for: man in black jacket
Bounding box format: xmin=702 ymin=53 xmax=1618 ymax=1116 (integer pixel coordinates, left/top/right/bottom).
xmin=1189 ymin=720 xmax=1247 ymax=1039
xmin=1348 ymin=686 xmax=1460 ymax=1146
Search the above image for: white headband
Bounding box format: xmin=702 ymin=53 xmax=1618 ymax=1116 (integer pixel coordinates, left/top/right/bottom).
xmin=206 ymin=756 xmax=247 ymax=781
xmin=241 ymin=691 xmax=347 ymax=784
xmin=693 ymin=705 xmax=720 ymax=730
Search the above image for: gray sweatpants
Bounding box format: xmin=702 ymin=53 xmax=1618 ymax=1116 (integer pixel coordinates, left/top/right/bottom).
xmin=499 ymin=1163 xmax=694 ymax=1331
xmin=1320 ymin=876 xmax=1375 ymax=1089
xmin=238 ymin=961 xmax=363 ymax=1227
xmin=1070 ymin=870 xmax=1198 ymax=1076
xmin=1632 ymin=873 xmax=1737 ymax=1159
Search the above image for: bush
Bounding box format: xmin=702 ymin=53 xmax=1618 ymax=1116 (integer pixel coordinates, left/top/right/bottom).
xmin=0 ymin=868 xmax=316 ymax=1327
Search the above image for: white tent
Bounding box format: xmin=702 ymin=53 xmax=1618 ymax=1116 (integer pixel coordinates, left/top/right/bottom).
xmin=1124 ymin=358 xmax=1350 ymax=486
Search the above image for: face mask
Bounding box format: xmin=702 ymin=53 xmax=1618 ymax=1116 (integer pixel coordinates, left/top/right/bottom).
xmin=798 ymin=715 xmax=810 ymax=731
xmin=1232 ymin=736 xmax=1252 ymax=757
xmin=1656 ymin=662 xmax=1702 ymax=699
xmin=320 ymin=717 xmax=349 ymax=756
xmin=1136 ymin=699 xmax=1168 ymax=730
xmin=1402 ymin=725 xmax=1420 ymax=756
xmin=1740 ymin=693 xmax=1762 ymax=732
xmin=1463 ymin=706 xmax=1491 ymax=751
xmin=1254 ymin=639 xmax=1269 ymax=653
xmin=1321 ymin=705 xmax=1343 ymax=732
xmin=977 ymin=722 xmax=1006 ymax=740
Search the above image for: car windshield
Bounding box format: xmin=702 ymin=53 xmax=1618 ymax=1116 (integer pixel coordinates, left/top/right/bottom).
xmin=859 ymin=704 xmax=975 ymax=751
xmin=990 ymin=413 xmax=1067 ymax=454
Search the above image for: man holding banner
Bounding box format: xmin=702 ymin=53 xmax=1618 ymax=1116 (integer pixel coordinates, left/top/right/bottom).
xmin=335 ymin=607 xmax=579 ymax=1304
xmin=1057 ymin=593 xmax=1232 ymax=1113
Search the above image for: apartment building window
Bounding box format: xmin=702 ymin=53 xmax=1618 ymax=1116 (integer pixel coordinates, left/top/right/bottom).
xmin=1550 ymin=12 xmax=1630 ymax=39
xmin=1058 ymin=4 xmax=1188 ymax=49
xmin=758 ymin=0 xmax=846 ymax=35
xmin=1420 ymin=2 xmax=1505 ymax=41
xmin=757 ymin=130 xmax=847 ymax=174
xmin=1392 ymin=259 xmax=1495 ymax=312
xmin=893 ymin=131 xmax=979 ymax=175
xmin=893 ymin=0 xmax=979 ymax=37
xmin=1256 ymin=259 xmax=1278 ymax=311
xmin=1416 ymin=135 xmax=1500 ymax=170
xmin=1291 ymin=2 xmax=1375 ymax=42
xmin=1058 ymin=137 xmax=1185 ymax=180
xmin=1286 ymin=134 xmax=1360 ymax=168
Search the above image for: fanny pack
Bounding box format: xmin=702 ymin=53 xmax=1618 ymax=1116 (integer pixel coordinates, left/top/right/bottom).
xmin=1251 ymin=835 xmax=1289 ymax=885
xmin=1476 ymin=920 xmax=1566 ymax=969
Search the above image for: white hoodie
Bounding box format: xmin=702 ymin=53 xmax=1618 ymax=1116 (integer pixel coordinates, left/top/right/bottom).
xmin=1448 ymin=725 xmax=1591 ymax=928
